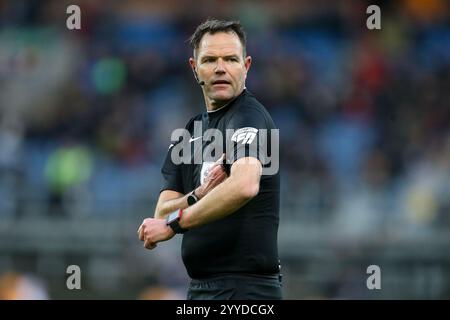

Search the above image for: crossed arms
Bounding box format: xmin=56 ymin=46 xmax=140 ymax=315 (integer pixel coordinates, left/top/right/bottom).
xmin=137 ymin=156 xmax=262 ymax=249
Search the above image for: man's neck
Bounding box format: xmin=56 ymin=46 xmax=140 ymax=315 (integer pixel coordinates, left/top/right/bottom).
xmin=207 ymin=101 xmax=231 ymax=113
xmin=205 ymin=88 xmax=245 ymax=113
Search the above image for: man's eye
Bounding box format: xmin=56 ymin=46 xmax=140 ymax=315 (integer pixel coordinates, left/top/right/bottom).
xmin=225 ymin=57 xmax=239 ymax=62
xmin=203 ymin=58 xmax=215 ymax=63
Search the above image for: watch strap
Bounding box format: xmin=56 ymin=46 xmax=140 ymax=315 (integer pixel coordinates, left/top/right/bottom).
xmin=166 ymin=209 xmax=188 ymax=234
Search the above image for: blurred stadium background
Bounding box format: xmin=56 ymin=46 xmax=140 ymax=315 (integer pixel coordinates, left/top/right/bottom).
xmin=0 ymin=0 xmax=449 ymax=299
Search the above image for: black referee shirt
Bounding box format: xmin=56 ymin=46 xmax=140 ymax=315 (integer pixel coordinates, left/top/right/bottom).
xmin=160 ymin=89 xmax=280 ymax=279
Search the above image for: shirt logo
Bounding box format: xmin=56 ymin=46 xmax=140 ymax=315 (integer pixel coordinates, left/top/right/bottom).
xmin=189 ymin=136 xmax=203 ymax=143
xmin=231 ymin=127 xmax=258 ymax=145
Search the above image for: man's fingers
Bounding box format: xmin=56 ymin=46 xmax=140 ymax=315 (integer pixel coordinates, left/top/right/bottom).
xmin=210 ymin=166 xmax=227 ymax=180
xmin=204 ymin=155 xmax=226 ymax=181
xmin=217 ymin=171 xmax=227 ymax=180
xmin=212 ymin=172 xmax=227 ymax=185
xmin=144 ymin=238 xmax=157 ymax=249
xmin=209 ymin=157 xmax=224 ymax=172
xmin=204 ymin=166 xmax=227 ymax=186
xmin=211 ymin=163 xmax=226 ymax=175
xmin=209 ymin=165 xmax=221 ymax=176
xmin=214 ymin=153 xmax=225 ymax=165
xmin=138 ymin=225 xmax=145 ymax=241
xmin=207 ymin=154 xmax=226 ymax=172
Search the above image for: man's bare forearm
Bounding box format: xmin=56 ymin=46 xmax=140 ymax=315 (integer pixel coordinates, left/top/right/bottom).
xmin=180 ymin=176 xmax=255 ymax=229
xmin=155 ymin=164 xmax=227 ymax=219
xmin=179 ymin=158 xmax=261 ymax=229
xmin=154 ymin=194 xmax=191 ymax=219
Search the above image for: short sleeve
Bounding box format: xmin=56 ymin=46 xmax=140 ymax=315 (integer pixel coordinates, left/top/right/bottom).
xmin=160 ymin=115 xmax=197 ymax=194
xmin=160 ymin=142 xmax=184 ymax=193
xmin=226 ymin=106 xmax=269 ymax=165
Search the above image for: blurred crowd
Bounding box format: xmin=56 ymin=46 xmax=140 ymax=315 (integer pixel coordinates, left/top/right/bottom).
xmin=0 ymin=0 xmax=449 ymax=299
xmin=2 ymin=0 xmax=448 ymax=229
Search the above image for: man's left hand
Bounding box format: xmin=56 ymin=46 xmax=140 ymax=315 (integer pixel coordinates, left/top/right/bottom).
xmin=137 ymin=218 xmax=175 ymax=250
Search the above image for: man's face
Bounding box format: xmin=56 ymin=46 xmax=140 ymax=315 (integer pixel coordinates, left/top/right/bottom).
xmin=190 ymin=32 xmax=251 ymax=106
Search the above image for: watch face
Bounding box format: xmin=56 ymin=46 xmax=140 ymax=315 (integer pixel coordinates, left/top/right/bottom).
xmin=187 ymin=195 xmax=197 ymax=206
xmin=166 ymin=210 xmax=180 ymax=224
xmin=166 ymin=210 xmax=186 ymax=234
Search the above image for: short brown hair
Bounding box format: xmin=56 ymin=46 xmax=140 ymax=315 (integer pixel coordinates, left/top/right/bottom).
xmin=188 ymin=19 xmax=247 ymax=58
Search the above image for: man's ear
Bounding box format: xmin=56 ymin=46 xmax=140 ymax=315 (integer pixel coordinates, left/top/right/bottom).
xmin=189 ymin=57 xmax=201 ymax=83
xmin=189 ymin=57 xmax=196 ymax=72
xmin=244 ymin=56 xmax=252 ymax=72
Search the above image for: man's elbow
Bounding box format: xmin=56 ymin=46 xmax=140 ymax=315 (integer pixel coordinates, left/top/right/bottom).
xmin=239 ymin=180 xmax=260 ymax=200
xmin=154 ymin=204 xmax=165 ymax=219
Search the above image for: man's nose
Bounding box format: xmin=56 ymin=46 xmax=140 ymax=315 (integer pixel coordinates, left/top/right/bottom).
xmin=214 ymin=58 xmax=226 ymax=73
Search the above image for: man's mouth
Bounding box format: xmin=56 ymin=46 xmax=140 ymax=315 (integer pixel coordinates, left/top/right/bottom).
xmin=212 ymin=80 xmax=231 ymax=85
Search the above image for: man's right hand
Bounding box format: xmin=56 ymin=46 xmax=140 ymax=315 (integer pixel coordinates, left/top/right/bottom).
xmin=195 ymin=154 xmax=228 ymax=199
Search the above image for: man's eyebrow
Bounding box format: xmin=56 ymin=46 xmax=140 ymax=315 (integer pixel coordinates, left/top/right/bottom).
xmin=200 ymin=55 xmax=217 ymax=60
xmin=223 ymin=54 xmax=240 ymax=59
xmin=200 ymin=54 xmax=240 ymax=60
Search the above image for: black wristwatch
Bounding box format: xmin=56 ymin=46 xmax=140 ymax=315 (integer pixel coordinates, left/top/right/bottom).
xmin=166 ymin=209 xmax=188 ymax=234
xmin=187 ymin=190 xmax=199 ymax=206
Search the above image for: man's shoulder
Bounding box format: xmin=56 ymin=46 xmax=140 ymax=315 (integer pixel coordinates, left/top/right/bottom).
xmin=236 ymin=90 xmax=271 ymax=116
xmin=229 ymin=90 xmax=276 ymax=127
xmin=239 ymin=89 xmax=265 ymax=109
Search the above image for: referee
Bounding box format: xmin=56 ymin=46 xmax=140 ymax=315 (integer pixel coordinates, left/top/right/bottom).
xmin=138 ymin=19 xmax=281 ymax=300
